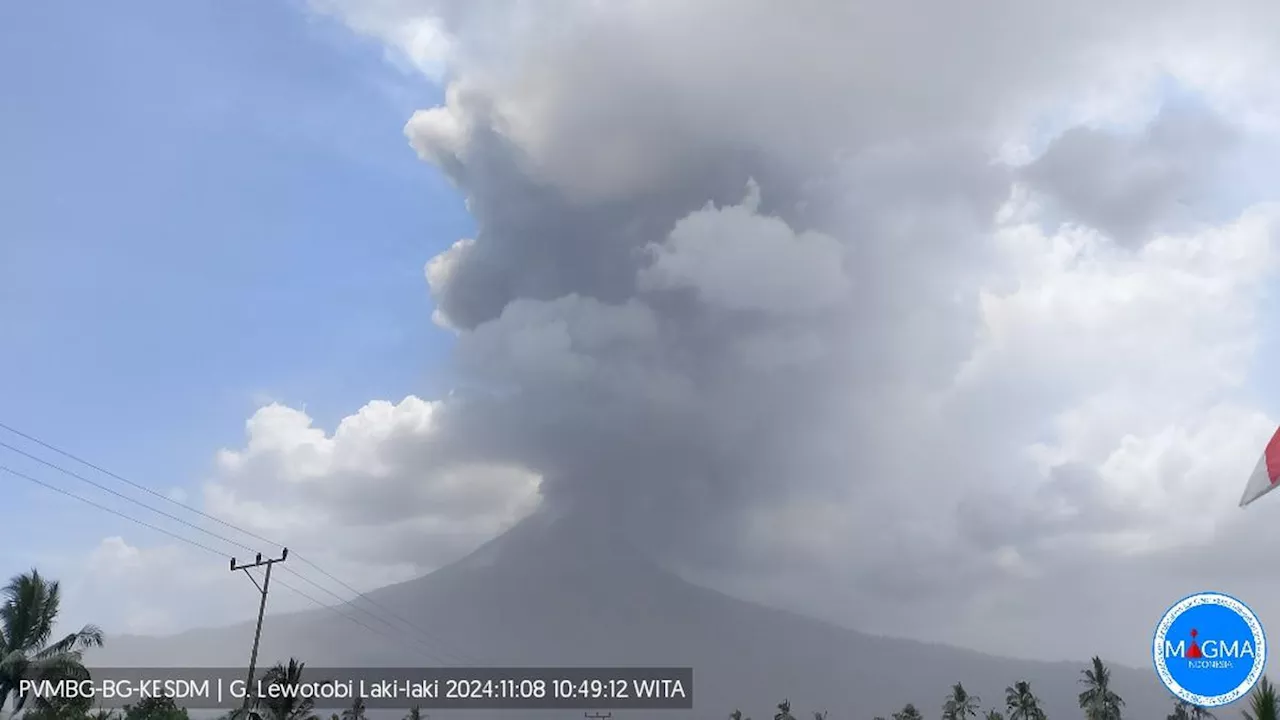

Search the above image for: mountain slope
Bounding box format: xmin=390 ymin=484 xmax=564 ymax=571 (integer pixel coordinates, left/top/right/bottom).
xmin=98 ymin=511 xmax=1188 ymax=719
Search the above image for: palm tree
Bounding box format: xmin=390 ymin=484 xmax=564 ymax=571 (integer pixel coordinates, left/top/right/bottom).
xmin=813 ymin=712 xmax=828 ymax=720
xmin=1192 ymin=705 xmax=1216 ymax=720
xmin=0 ymin=569 xmax=104 ymax=714
xmin=892 ymin=704 xmax=923 ymax=720
xmin=1078 ymin=656 xmax=1124 ymax=720
xmin=122 ymin=694 xmax=190 ymax=720
xmin=403 ymin=706 xmax=425 ymax=720
xmin=730 ymin=711 xmax=751 ymax=720
xmin=774 ymin=699 xmax=796 ymax=720
xmin=340 ymin=697 xmax=366 ymax=720
xmin=1005 ymin=681 xmax=1045 ymax=720
xmin=985 ymin=711 xmax=1005 ymax=720
xmin=1169 ymin=698 xmax=1216 ymax=720
xmin=258 ymin=659 xmax=326 ymax=720
xmin=944 ymin=683 xmax=981 ymax=720
xmin=19 ymin=691 xmax=93 ymax=720
xmin=1244 ymin=677 xmax=1280 ymax=720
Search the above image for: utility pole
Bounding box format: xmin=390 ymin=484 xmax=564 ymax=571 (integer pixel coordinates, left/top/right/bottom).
xmin=231 ymin=549 xmax=288 ymax=719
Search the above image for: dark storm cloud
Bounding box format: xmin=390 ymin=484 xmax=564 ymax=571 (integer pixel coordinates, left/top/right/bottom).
xmin=1022 ymin=103 xmax=1238 ymax=245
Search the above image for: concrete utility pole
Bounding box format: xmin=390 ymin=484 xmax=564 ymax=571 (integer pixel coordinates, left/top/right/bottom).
xmin=231 ymin=549 xmax=288 ymax=719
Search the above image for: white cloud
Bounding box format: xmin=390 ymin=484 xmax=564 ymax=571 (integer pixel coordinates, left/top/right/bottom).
xmin=72 ymin=537 xmax=230 ymax=636
xmin=424 ymin=237 xmax=474 ymax=330
xmin=960 ymin=198 xmax=1278 ymax=406
xmin=61 ymin=398 xmax=542 ymax=636
xmin=310 ymin=0 xmax=455 ymax=81
xmin=652 ymin=189 xmax=1280 ymax=662
xmin=207 ymin=398 xmax=541 ymax=559
xmin=639 ymin=180 xmax=852 ymax=315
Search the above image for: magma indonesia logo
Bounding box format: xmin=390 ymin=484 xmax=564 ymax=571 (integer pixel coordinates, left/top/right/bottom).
xmin=1153 ymin=592 xmax=1267 ymax=707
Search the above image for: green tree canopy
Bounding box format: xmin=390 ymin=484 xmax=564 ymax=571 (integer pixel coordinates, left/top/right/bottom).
xmin=258 ymin=659 xmax=326 ymax=720
xmin=122 ymin=695 xmax=190 ymax=720
xmin=0 ymin=569 xmax=104 ymax=714
xmin=1078 ymin=656 xmax=1124 ymax=720
xmin=943 ymin=683 xmax=981 ymax=720
xmin=340 ymin=696 xmax=366 ymax=720
xmin=16 ymin=690 xmax=94 ymax=720
xmin=892 ymin=703 xmax=923 ymax=720
xmin=1169 ymin=697 xmax=1216 ymax=720
xmin=1244 ymin=677 xmax=1280 ymax=720
xmin=1005 ymin=680 xmax=1046 ymax=720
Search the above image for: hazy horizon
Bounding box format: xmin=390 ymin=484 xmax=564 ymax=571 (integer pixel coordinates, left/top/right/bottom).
xmin=78 ymin=506 xmax=1162 ymax=672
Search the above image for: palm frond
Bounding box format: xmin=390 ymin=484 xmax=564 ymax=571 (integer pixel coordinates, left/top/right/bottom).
xmin=35 ymin=625 xmax=104 ymax=659
xmin=1 ymin=571 xmax=61 ymax=655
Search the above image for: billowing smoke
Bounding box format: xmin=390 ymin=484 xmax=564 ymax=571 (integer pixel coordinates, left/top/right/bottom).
xmin=268 ymin=0 xmax=1280 ymax=661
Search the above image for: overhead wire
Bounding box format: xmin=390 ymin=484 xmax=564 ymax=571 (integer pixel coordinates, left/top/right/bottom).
xmin=0 ymin=425 xmax=481 ymax=666
xmin=0 ymin=420 xmax=478 ymax=663
xmin=2 ymin=464 xmax=229 ymax=557
xmin=0 ymin=421 xmax=285 ymax=547
xmin=0 ymin=439 xmax=267 ymax=556
xmin=1 ymin=463 xmax=457 ymax=665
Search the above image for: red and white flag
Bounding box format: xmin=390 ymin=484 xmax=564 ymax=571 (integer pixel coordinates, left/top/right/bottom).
xmin=1240 ymin=426 xmax=1280 ymax=507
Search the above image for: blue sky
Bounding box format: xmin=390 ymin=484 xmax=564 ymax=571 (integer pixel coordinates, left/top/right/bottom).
xmin=0 ymin=1 xmax=465 ymax=580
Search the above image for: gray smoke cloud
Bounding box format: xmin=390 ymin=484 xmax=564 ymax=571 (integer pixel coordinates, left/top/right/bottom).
xmin=391 ymin=2 xmax=1219 ymax=521
xmin=1021 ymin=103 xmax=1239 ymax=245
xmin=261 ymin=0 xmax=1280 ymax=662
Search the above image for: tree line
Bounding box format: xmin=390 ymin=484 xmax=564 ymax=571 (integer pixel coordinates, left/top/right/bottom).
xmin=3 ymin=569 xmax=1279 ymax=720
xmin=729 ymin=662 xmax=1280 ymax=720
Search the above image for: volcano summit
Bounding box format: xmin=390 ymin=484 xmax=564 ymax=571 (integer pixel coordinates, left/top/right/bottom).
xmin=96 ymin=510 xmax=1175 ymax=719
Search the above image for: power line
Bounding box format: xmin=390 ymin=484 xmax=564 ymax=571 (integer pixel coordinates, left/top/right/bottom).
xmin=231 ymin=550 xmax=289 ymax=716
xmin=273 ymin=566 xmax=472 ymax=665
xmin=1 ymin=465 xmax=229 ymax=556
xmin=286 ymin=555 xmax=477 ymax=665
xmin=269 ymin=577 xmax=451 ymax=665
xmin=0 ymin=439 xmax=264 ymax=556
xmin=0 ymin=421 xmax=479 ymax=663
xmin=3 ymin=439 xmax=469 ymax=662
xmin=0 ymin=422 xmax=480 ymax=664
xmin=0 ymin=420 xmax=284 ymax=549
xmin=2 ymin=463 xmax=461 ymax=666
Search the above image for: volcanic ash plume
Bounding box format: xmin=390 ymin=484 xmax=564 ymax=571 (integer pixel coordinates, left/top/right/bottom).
xmin=294 ymin=0 xmax=1280 ymax=657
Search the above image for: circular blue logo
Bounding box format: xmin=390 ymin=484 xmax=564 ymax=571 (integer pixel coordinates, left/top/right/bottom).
xmin=1153 ymin=592 xmax=1267 ymax=707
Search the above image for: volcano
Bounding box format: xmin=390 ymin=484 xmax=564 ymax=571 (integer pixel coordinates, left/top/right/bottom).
xmin=99 ymin=510 xmax=1180 ymax=719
